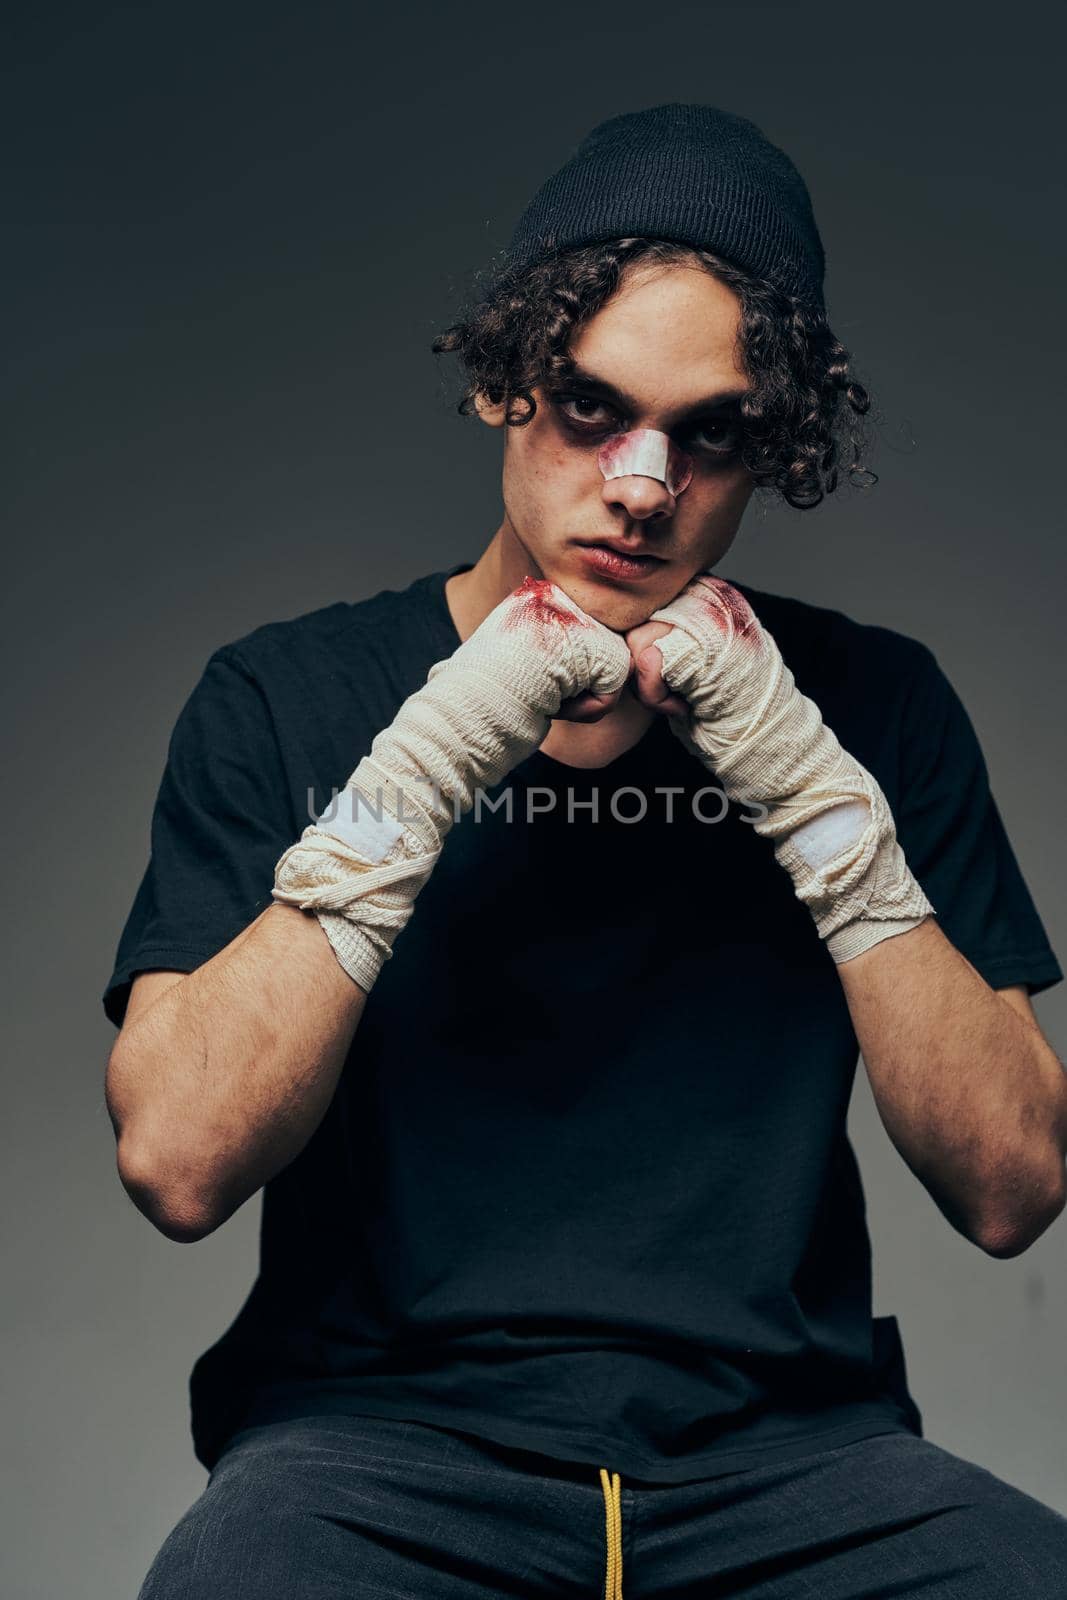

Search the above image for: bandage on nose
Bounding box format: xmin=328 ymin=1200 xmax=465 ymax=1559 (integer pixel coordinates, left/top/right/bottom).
xmin=597 ymin=428 xmax=694 ymax=497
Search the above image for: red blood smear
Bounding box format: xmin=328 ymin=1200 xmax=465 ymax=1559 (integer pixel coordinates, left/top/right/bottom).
xmin=501 ymin=575 xmax=591 ymax=637
xmin=697 ymin=578 xmax=761 ymax=645
xmin=597 ymin=434 xmax=633 ymax=477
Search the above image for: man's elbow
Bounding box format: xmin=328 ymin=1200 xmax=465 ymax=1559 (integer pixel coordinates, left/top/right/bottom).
xmin=971 ymin=1162 xmax=1067 ymax=1259
xmin=115 ymin=1140 xmax=224 ymax=1243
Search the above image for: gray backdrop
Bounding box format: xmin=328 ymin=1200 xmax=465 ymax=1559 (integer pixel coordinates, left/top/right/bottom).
xmin=4 ymin=3 xmax=1065 ymax=1596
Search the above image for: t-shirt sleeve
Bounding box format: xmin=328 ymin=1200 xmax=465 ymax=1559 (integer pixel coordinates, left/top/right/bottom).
xmin=101 ymin=647 xmax=296 ymax=1029
xmin=893 ymin=644 xmax=1062 ymax=997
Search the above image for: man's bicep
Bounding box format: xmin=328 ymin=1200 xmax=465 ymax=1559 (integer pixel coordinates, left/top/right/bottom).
xmin=122 ymin=970 xmax=187 ymax=1031
xmin=102 ymin=648 xmax=296 ymax=1030
xmin=995 ymin=984 xmax=1039 ymax=1027
xmin=894 ymin=647 xmax=1063 ymax=1000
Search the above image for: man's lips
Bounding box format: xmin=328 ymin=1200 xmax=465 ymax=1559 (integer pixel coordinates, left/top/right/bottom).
xmin=572 ymin=540 xmax=668 ymax=582
xmin=573 ymin=537 xmax=666 ymax=561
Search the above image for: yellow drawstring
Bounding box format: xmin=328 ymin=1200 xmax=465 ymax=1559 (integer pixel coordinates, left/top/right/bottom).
xmin=599 ymin=1467 xmax=623 ymax=1599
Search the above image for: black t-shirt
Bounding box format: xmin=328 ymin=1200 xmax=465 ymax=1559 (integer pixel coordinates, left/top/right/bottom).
xmin=102 ymin=562 xmax=1063 ymax=1483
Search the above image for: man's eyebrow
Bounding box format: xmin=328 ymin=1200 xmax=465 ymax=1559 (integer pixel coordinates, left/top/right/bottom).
xmin=554 ymin=363 xmax=749 ymax=420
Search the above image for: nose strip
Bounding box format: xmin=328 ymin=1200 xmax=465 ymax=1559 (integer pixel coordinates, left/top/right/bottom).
xmin=597 ymin=428 xmax=693 ymax=497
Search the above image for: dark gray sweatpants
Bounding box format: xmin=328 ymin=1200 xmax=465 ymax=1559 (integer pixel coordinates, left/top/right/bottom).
xmin=138 ymin=1410 xmax=1067 ymax=1597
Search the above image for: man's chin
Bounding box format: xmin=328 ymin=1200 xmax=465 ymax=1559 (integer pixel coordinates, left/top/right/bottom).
xmin=564 ymin=585 xmax=655 ymax=633
xmin=551 ymin=561 xmax=683 ymax=633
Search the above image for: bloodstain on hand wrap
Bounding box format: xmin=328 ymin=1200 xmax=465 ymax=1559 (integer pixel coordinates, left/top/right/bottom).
xmin=271 ymin=576 xmax=631 ymax=994
xmin=649 ymin=573 xmax=935 ymax=962
xmin=499 ymin=575 xmax=599 ymax=641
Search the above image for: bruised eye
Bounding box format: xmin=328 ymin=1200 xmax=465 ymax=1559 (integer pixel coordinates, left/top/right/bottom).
xmin=552 ymin=394 xmax=618 ymax=429
xmin=684 ymin=417 xmax=740 ymax=455
xmin=550 ymin=393 xmax=739 ymax=457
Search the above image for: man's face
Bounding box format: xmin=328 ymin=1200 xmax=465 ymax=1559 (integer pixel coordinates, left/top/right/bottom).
xmin=477 ymin=259 xmax=755 ymax=631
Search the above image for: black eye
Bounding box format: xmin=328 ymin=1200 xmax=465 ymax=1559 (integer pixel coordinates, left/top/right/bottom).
xmin=687 ymin=417 xmax=740 ymax=455
xmin=551 ymin=393 xmax=617 ymax=429
xmin=550 ymin=391 xmax=740 ymax=457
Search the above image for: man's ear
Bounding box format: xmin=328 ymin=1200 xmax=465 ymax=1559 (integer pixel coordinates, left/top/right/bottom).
xmin=473 ymin=390 xmax=508 ymax=428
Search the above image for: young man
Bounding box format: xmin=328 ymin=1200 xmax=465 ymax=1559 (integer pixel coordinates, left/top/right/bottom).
xmin=105 ymin=105 xmax=1067 ymax=1596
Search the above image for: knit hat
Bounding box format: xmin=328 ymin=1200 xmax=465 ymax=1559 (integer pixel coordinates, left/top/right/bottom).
xmin=501 ymin=103 xmax=826 ymax=311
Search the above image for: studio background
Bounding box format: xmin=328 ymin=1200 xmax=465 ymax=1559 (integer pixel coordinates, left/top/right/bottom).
xmin=4 ymin=4 xmax=1064 ymax=1597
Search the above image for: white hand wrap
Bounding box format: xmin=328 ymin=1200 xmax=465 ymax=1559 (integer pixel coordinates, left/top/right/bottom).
xmin=650 ymin=574 xmax=934 ymax=963
xmin=271 ymin=577 xmax=632 ymax=993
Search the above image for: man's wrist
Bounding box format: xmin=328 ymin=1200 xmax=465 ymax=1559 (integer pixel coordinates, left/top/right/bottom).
xmin=651 ymin=596 xmax=936 ymax=961
xmin=315 ymin=910 xmax=390 ymax=995
xmin=824 ymin=912 xmax=933 ymax=965
xmin=770 ymin=781 xmax=936 ymax=959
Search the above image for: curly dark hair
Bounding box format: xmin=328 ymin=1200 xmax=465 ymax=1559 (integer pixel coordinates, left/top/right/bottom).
xmin=431 ymin=237 xmax=876 ymax=511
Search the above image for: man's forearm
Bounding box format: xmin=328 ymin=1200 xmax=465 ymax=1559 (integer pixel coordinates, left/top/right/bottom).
xmin=838 ymin=916 xmax=1067 ymax=1255
xmin=106 ymin=903 xmax=365 ymax=1240
xmin=640 ymin=574 xmax=1066 ymax=1258
xmin=108 ymin=579 xmax=633 ymax=1243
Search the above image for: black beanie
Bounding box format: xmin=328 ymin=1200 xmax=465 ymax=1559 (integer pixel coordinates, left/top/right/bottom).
xmin=501 ymin=103 xmax=826 ymax=311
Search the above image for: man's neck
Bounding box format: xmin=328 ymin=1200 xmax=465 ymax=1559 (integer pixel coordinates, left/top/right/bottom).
xmin=444 ymin=526 xmax=533 ymax=643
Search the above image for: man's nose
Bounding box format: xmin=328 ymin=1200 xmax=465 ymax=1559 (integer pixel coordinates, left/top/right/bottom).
xmin=597 ymin=428 xmax=694 ymax=522
xmin=600 ymin=473 xmax=677 ymax=521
